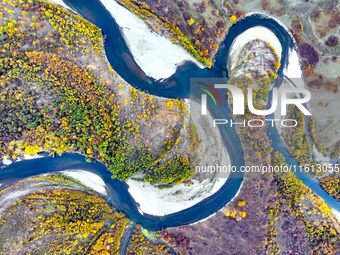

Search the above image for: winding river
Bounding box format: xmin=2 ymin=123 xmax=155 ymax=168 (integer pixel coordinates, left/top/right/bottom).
xmin=0 ymin=0 xmax=338 ymax=231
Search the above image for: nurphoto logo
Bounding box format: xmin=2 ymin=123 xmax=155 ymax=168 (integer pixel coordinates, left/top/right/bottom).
xmin=190 ymin=78 xmax=312 ymax=128
xmin=200 ymin=85 xmax=311 ymax=116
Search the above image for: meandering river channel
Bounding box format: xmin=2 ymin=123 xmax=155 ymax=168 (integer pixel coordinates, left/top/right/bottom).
xmin=0 ymin=0 xmax=338 ymax=231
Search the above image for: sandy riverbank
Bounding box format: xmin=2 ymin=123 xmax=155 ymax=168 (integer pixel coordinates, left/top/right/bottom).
xmin=99 ymin=0 xmax=203 ymax=80
xmin=127 ymin=100 xmax=231 ymax=216
xmin=62 ymin=170 xmax=107 ymax=195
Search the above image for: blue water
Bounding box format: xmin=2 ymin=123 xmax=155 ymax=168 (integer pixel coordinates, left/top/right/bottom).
xmin=267 ymin=120 xmax=340 ymax=210
xmin=62 ymin=0 xmax=293 ymax=98
xmin=0 ymin=0 xmax=338 ymax=231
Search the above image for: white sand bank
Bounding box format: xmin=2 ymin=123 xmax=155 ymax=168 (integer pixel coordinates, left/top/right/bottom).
xmin=48 ymin=0 xmax=72 ymax=10
xmin=127 ymin=178 xmax=227 ymax=216
xmin=99 ymin=0 xmax=203 ymax=80
xmin=229 ymin=26 xmax=282 ymax=70
xmin=62 ymin=170 xmax=107 ymax=195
